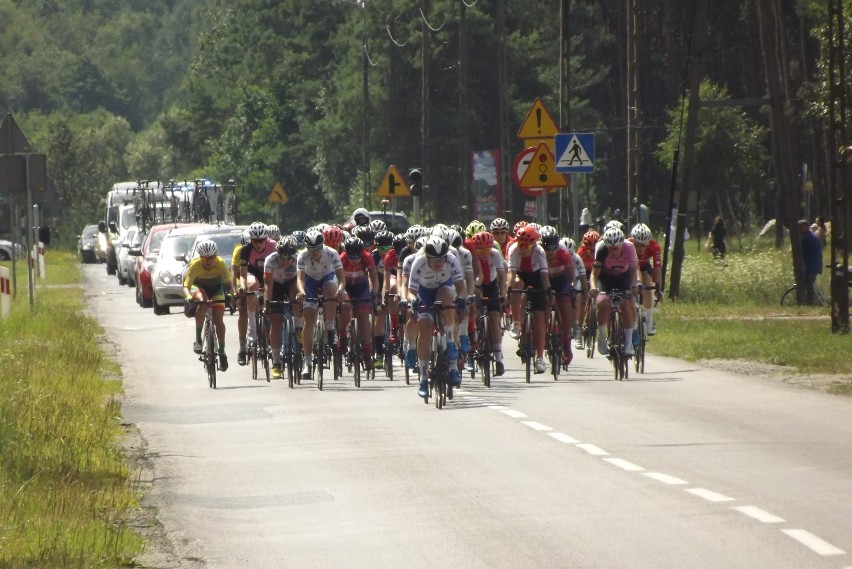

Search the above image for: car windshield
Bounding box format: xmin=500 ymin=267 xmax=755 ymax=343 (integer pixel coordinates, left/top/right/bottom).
xmin=148 ymin=231 xmax=168 ymax=254
xmin=160 ymin=234 xmax=197 ymax=259
xmin=205 ymin=233 xmax=242 ymax=256
xmin=120 ymin=207 xmax=136 ymax=230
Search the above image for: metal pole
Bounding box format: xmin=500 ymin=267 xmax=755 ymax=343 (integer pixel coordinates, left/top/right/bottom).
xmin=25 ymin=155 xmax=34 ymax=310
xmin=9 ymin=194 xmax=17 ymax=299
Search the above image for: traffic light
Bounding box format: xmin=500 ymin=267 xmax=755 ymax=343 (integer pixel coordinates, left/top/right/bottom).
xmin=408 ymin=168 xmax=423 ymax=197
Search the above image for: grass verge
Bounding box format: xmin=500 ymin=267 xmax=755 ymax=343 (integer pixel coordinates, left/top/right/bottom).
xmin=0 ymin=252 xmax=143 ymax=568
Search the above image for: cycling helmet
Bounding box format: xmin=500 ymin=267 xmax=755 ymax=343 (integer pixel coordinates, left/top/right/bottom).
xmin=582 ymin=230 xmax=600 ymax=248
xmin=602 ymin=226 xmax=625 ymax=247
xmin=528 ymin=222 xmax=542 ymax=233
xmin=352 ymin=207 xmax=370 ymax=225
xmin=369 ymin=219 xmax=387 ymax=233
xmin=315 ymin=223 xmax=330 ymax=234
xmin=276 ymin=236 xmax=298 ymax=257
xmin=322 ymin=226 xmax=344 ymax=249
xmin=392 ymin=233 xmax=408 ymax=254
xmin=540 ymin=226 xmax=560 ymax=251
xmin=424 ymin=235 xmax=449 ymax=258
xmin=490 ymin=217 xmax=510 ymax=232
xmin=465 ymin=220 xmax=487 ymax=238
xmin=196 ymin=240 xmax=218 ymax=257
xmin=471 ymin=230 xmax=494 ymax=250
xmin=374 ymin=230 xmax=394 ymax=248
xmin=513 ymin=220 xmax=529 ymax=235
xmin=291 ymin=230 xmax=306 ymax=248
xmin=414 ymin=236 xmax=428 ymax=250
xmin=450 ymin=224 xmax=464 ymax=236
xmin=353 ymin=225 xmax=375 ymax=244
xmin=630 ymin=223 xmax=652 ymax=245
xmin=344 ymin=236 xmax=364 ymax=257
xmin=604 ymin=220 xmax=625 ymax=232
xmin=447 ymin=229 xmax=463 ymax=249
xmin=248 ymin=221 xmax=267 ymax=240
xmin=516 ymin=225 xmax=541 ymax=245
xmin=305 ymin=229 xmax=324 ymax=248
xmin=561 ymin=237 xmax=576 ymax=255
xmin=267 ymin=224 xmax=281 ymax=241
xmin=431 ymin=224 xmax=450 ymax=244
xmin=241 ymin=229 xmax=251 ymax=246
xmin=405 ymin=225 xmax=421 ymax=242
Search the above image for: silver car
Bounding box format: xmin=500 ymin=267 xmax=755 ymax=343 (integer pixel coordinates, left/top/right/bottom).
xmin=150 ymin=225 xmax=211 ymax=315
xmin=187 ymin=225 xmax=248 ymax=269
xmin=117 ymin=227 xmax=141 ymax=287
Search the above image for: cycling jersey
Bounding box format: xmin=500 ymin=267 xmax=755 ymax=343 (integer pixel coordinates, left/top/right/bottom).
xmin=383 ymin=248 xmax=399 ymax=277
xmin=408 ymin=254 xmax=464 ymax=293
xmin=577 ymin=245 xmax=595 ymax=274
xmin=507 ymin=242 xmax=549 ymax=274
xmin=629 ymin=238 xmax=662 ymax=274
xmin=297 ymin=246 xmax=343 ymax=280
xmin=240 ymin=238 xmax=277 ymax=280
xmin=340 ymin=250 xmax=375 ymax=287
xmin=183 ymin=256 xmax=231 ymax=300
xmin=263 ymin=252 xmax=298 ymax=284
xmin=594 ymin=241 xmax=638 ymax=292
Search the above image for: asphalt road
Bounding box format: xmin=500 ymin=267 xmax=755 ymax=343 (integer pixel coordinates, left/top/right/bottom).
xmin=84 ymin=265 xmax=852 ymax=569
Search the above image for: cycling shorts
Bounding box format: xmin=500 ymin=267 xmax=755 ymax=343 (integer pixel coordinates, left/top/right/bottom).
xmin=516 ymin=271 xmax=548 ymax=311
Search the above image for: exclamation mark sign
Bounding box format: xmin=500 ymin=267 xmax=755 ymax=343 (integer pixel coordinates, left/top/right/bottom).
xmin=536 ymin=108 xmax=542 ymax=135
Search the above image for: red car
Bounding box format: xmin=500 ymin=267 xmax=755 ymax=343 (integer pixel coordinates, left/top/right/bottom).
xmin=132 ymin=223 xmax=196 ymax=308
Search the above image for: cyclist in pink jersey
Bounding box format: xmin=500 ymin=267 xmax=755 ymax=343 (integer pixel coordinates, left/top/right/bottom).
xmin=589 ymin=226 xmax=640 ymax=356
xmin=238 ymin=221 xmax=278 ymax=365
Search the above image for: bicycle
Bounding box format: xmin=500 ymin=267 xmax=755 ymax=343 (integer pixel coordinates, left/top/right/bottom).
xmin=510 ymin=287 xmax=547 ymax=383
xmin=343 ymin=297 xmax=376 ymax=388
xmin=195 ymin=298 xmax=231 ymax=389
xmin=583 ymin=299 xmax=597 ymax=359
xmin=605 ymin=291 xmax=632 ymax=381
xmin=472 ymin=295 xmax=497 ymax=388
xmin=306 ymin=296 xmax=338 ymax=390
xmin=247 ymin=292 xmax=270 ymax=382
xmin=546 ymin=290 xmax=573 ymax=381
xmin=633 ymin=293 xmax=646 ymax=375
xmin=381 ymin=293 xmax=397 ymax=382
xmin=269 ymin=299 xmax=303 ymax=389
xmin=396 ymin=298 xmax=411 ymax=385
xmin=423 ymin=300 xmax=452 ymax=409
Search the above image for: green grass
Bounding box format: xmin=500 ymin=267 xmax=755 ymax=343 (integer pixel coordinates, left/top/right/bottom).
xmin=0 ymin=251 xmax=143 ymax=568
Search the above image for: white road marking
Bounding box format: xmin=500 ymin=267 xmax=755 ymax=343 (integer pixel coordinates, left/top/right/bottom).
xmin=781 ymin=529 xmax=845 ymax=556
xmin=603 ymin=458 xmax=644 ymax=471
xmin=685 ymin=488 xmax=736 ymax=502
xmin=520 ymin=421 xmax=552 ymax=431
xmin=500 ymin=409 xmax=528 ymax=418
xmin=548 ymin=432 xmax=580 ymax=444
xmin=732 ymin=506 xmax=785 ymax=524
xmin=576 ymin=443 xmax=609 ymax=456
xmin=488 ymin=405 xmax=507 ymax=410
xmin=643 ymin=472 xmax=688 ymax=485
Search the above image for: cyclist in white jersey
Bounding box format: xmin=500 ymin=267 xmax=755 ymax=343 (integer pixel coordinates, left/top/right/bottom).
xmin=399 ymin=236 xmax=426 ymax=370
xmin=296 ymin=229 xmax=345 ymax=378
xmin=407 ymin=236 xmax=466 ymax=399
xmin=263 ymin=236 xmax=302 ymax=379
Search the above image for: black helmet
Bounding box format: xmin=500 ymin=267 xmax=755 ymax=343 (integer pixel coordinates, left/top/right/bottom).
xmin=344 ymin=237 xmax=364 ymax=257
xmin=276 ymin=236 xmax=298 ymax=257
xmin=353 ymin=225 xmax=375 ymax=244
xmin=392 ymin=234 xmax=408 ymax=254
xmin=374 ymin=230 xmax=394 ymax=247
xmin=424 ymin=236 xmax=449 ymax=258
xmin=540 ymin=226 xmax=560 ymax=251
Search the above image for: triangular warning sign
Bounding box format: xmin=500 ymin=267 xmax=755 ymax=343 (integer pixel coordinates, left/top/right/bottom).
xmin=268 ymin=182 xmax=289 ymax=203
xmin=376 ymin=165 xmax=410 ymax=197
xmin=517 ymin=98 xmax=560 ymax=140
xmin=0 ymin=114 xmax=32 ymax=153
xmin=556 ymin=134 xmax=592 ymax=169
xmin=518 ymin=142 xmax=568 ymax=189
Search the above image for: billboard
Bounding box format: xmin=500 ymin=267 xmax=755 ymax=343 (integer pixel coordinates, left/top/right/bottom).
xmin=469 ymin=150 xmax=501 ymax=224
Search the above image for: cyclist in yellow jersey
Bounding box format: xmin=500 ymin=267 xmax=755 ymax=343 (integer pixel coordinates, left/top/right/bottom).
xmin=183 ymin=240 xmax=235 ymax=371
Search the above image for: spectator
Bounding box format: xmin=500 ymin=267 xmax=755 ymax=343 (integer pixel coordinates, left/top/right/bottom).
xmin=799 ymin=219 xmax=823 ymax=305
xmin=812 ymin=216 xmax=827 ymax=247
xmin=709 ymin=216 xmax=726 ymax=259
xmin=579 ymin=207 xmax=594 ymax=237
xmin=631 ymin=198 xmax=650 ymax=225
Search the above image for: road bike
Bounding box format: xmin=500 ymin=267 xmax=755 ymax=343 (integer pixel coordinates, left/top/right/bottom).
xmin=269 ymin=299 xmax=303 ymax=388
xmin=471 ymin=295 xmax=497 ymax=388
xmin=306 ymin=296 xmax=339 ymax=390
xmin=583 ymin=299 xmax=597 ymax=359
xmin=546 ymin=290 xmax=573 ymax=381
xmin=247 ymin=292 xmax=270 ymax=382
xmin=510 ymin=288 xmax=546 ymax=383
xmin=605 ymin=291 xmax=632 ymax=381
xmin=196 ymin=298 xmax=229 ymax=389
xmin=423 ymin=300 xmax=452 ymax=409
xmin=343 ymin=297 xmax=377 ymax=388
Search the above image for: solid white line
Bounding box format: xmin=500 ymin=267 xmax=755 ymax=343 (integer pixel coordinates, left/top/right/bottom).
xmin=685 ymin=488 xmax=736 ymax=502
xmin=548 ymin=432 xmax=580 ymax=444
xmin=500 ymin=409 xmax=528 ymax=418
xmin=488 ymin=405 xmax=507 ymax=410
xmin=520 ymin=421 xmax=553 ymax=431
xmin=781 ymin=529 xmax=845 ymax=556
xmin=732 ymin=506 xmax=785 ymax=524
xmin=643 ymin=472 xmax=688 ymax=485
xmin=576 ymin=443 xmax=609 ymax=456
xmin=603 ymin=458 xmax=645 ymax=471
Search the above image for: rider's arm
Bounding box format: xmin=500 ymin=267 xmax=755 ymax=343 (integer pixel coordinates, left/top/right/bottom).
xmin=335 ymin=267 xmax=346 ymax=296
xmin=296 ymin=270 xmax=306 ymax=297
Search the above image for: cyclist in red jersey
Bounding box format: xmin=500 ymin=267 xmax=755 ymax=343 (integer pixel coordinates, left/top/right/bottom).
xmin=576 ymin=230 xmax=599 ymax=340
xmin=629 ymin=224 xmax=662 ymax=335
xmin=339 ymin=237 xmax=380 ymax=368
xmin=540 ymin=227 xmax=576 ymax=365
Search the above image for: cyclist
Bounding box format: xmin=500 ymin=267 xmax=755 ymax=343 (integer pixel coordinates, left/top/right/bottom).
xmin=183 ymin=240 xmax=235 ymax=371
xmin=339 ymin=236 xmax=380 ymax=370
xmin=629 ymin=223 xmax=662 ymax=335
xmin=576 ymin=229 xmax=599 ymax=347
xmin=263 ymin=236 xmax=302 ymax=379
xmin=372 ymin=230 xmax=395 ymax=367
xmin=238 ymin=221 xmax=277 ymax=366
xmin=232 ymin=229 xmax=251 ymax=360
xmin=489 ymin=218 xmax=513 ymax=259
xmin=352 ymin=207 xmax=371 ymax=228
xmin=540 ymin=227 xmax=576 ymax=365
xmin=296 ymin=229 xmax=345 ymax=379
xmin=399 ymin=235 xmax=428 ymax=370
xmin=382 ymin=233 xmax=409 ymax=346
xmin=447 ymin=227 xmax=481 ymax=369
xmin=507 ymin=225 xmax=551 ymax=374
xmin=589 ymin=226 xmax=640 ymax=356
xmin=407 ymin=236 xmax=467 ymax=398
xmin=507 ymin=220 xmax=530 ymax=336
xmin=561 ymin=236 xmax=589 ymax=340
xmin=471 ymin=230 xmax=508 ymax=376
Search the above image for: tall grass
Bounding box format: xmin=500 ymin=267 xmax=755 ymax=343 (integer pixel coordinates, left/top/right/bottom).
xmin=0 ymin=253 xmax=143 ymax=568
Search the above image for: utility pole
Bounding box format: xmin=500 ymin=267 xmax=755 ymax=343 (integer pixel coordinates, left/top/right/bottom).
xmin=458 ymin=0 xmax=470 ymax=214
xmin=361 ymin=0 xmax=370 ymax=208
xmin=497 ymin=0 xmax=512 ymax=221
xmin=559 ymin=0 xmax=571 ymax=235
xmin=626 ymin=0 xmax=640 ymax=229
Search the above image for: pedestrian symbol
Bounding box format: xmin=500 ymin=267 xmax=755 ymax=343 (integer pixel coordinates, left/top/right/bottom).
xmin=555 ymin=133 xmax=595 ymax=173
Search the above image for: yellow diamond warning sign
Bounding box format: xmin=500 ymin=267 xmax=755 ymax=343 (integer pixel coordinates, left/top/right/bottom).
xmin=517 ymin=142 xmax=568 ymax=189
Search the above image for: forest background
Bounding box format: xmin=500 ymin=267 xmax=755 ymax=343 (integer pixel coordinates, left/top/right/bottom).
xmin=0 ymin=0 xmax=842 ymax=253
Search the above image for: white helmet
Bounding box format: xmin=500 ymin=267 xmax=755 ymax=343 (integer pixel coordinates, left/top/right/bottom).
xmin=196 ymin=240 xmax=218 ymax=257
xmin=267 ymin=224 xmax=281 ymax=240
xmin=240 ymin=229 xmax=251 ymax=246
xmin=630 ymin=223 xmax=651 ymax=245
xmin=369 ymin=219 xmax=387 ymax=233
xmin=305 ymin=230 xmax=324 ymax=248
xmin=602 ymin=226 xmax=625 ymax=247
xmin=490 ymin=217 xmax=510 ymax=231
xmin=560 ymin=237 xmax=576 ymax=255
xmin=605 ymin=220 xmax=625 ymax=232
xmin=248 ymin=221 xmax=268 ymax=240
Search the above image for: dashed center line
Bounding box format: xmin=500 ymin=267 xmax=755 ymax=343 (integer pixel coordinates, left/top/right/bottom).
xmin=643 ymin=472 xmax=688 ymax=485
xmin=732 ymin=506 xmax=785 ymax=524
xmin=603 ymin=458 xmax=645 ymax=471
xmin=781 ymin=529 xmax=846 ymax=556
xmin=500 ymin=409 xmax=527 ymax=419
xmin=520 ymin=421 xmax=552 ymax=431
xmin=685 ymin=488 xmax=736 ymax=503
xmin=547 ymin=432 xmax=580 ymax=444
xmin=576 ymin=443 xmax=609 ymax=456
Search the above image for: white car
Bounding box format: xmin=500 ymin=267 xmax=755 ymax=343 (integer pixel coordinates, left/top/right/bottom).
xmin=186 ymin=225 xmax=247 ymax=268
xmin=0 ymin=239 xmax=24 ymax=261
xmin=117 ymin=227 xmax=142 ymax=287
xmin=150 ymin=225 xmax=211 ymax=315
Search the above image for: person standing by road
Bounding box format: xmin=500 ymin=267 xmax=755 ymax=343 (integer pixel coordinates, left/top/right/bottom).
xmin=709 ymin=216 xmax=727 ymax=260
xmin=799 ymin=219 xmax=823 ymax=305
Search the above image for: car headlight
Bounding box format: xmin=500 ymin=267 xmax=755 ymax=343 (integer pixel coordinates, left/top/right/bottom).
xmin=83 ymin=244 xmax=94 ymax=250
xmin=159 ymin=271 xmax=174 ymax=284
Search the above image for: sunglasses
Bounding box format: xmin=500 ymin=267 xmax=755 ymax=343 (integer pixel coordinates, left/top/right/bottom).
xmin=492 ymin=229 xmax=508 ymax=235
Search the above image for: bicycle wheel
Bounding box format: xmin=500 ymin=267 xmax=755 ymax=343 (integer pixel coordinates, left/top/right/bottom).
xmin=350 ymin=321 xmax=361 ymax=389
xmin=205 ymin=318 xmax=217 ymax=389
xmin=433 ymin=342 xmax=446 ymax=409
xmin=312 ymin=320 xmax=324 ymax=384
xmin=549 ymin=331 xmax=561 ymax=382
xmin=523 ymin=312 xmax=532 ymax=384
xmin=384 ymin=313 xmax=394 ymax=381
xmin=260 ymin=316 xmax=271 ymax=382
xmin=479 ymin=315 xmax=492 ymax=388
xmin=780 ymin=285 xmax=797 ymax=306
xmin=609 ymin=312 xmax=622 ymax=381
xmin=585 ymin=304 xmax=597 ymax=359
xmin=634 ymin=314 xmax=645 ymax=374
xmin=283 ymin=319 xmax=295 ymax=389
xmin=249 ymin=338 xmax=258 ymax=380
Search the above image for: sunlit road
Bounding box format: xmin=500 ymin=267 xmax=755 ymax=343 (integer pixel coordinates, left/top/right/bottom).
xmin=84 ymin=265 xmax=852 ymax=569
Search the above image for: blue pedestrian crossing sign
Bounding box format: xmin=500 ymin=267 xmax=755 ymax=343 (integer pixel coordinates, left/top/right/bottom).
xmin=555 ymin=133 xmax=595 ymax=173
